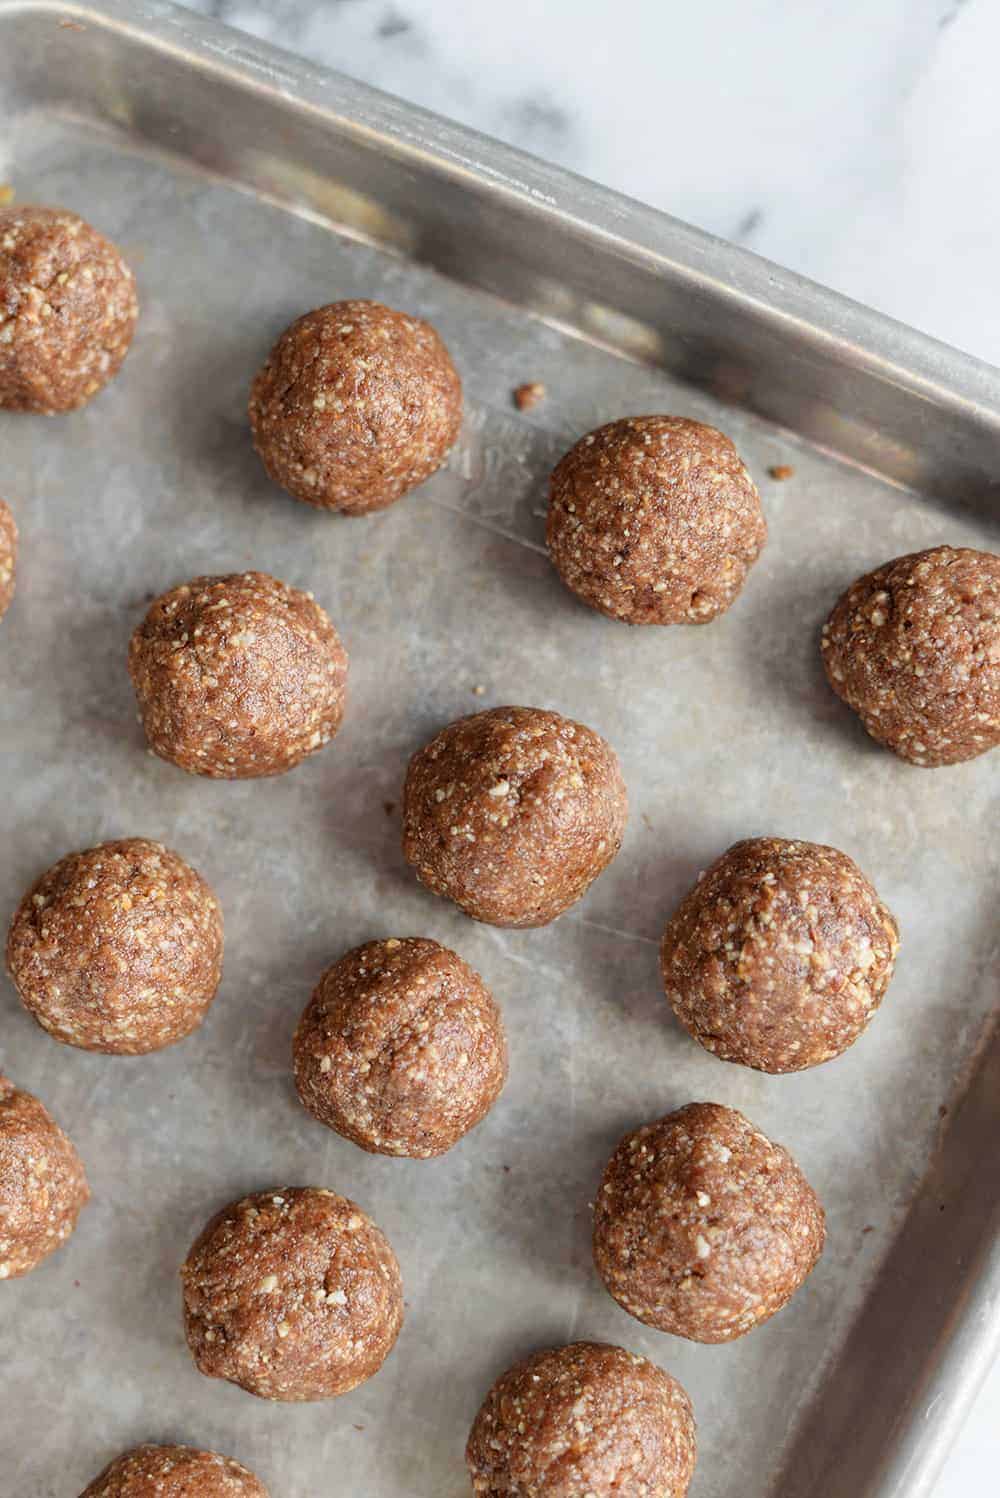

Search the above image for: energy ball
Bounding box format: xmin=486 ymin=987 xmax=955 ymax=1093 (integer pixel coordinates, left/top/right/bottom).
xmin=128 ymin=571 xmax=348 ymax=778
xmin=181 ymin=1187 xmax=403 ymax=1401
xmin=466 ymin=1342 xmax=696 ymax=1498
xmin=547 ymin=416 xmax=766 ymax=625
xmin=661 ymin=837 xmax=899 ymax=1072
xmin=402 ymin=706 xmax=628 ymax=928
xmin=80 ymin=1445 xmax=268 ymax=1497
xmin=6 ymin=838 xmax=223 ymax=1055
xmin=294 ymin=937 xmax=508 ymax=1157
xmin=249 ymin=299 xmax=462 ymax=515
xmin=0 ymin=1074 xmax=89 ymax=1279
xmin=0 ymin=205 xmax=138 ymax=413
xmin=0 ymin=497 xmax=16 ymax=619
xmin=821 ymin=545 xmax=1000 ymax=766
xmin=593 ymin=1102 xmax=825 ymax=1343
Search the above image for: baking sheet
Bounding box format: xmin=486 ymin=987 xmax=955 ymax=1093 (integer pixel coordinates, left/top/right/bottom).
xmin=2 ymin=18 xmax=1000 ymax=1498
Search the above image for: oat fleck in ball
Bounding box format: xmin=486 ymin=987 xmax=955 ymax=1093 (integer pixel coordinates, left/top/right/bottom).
xmin=0 ymin=205 xmax=138 ymax=412
xmin=593 ymin=1102 xmax=825 ymax=1343
xmin=661 ymin=837 xmax=899 ymax=1073
xmin=0 ymin=497 xmax=16 ymax=619
xmin=402 ymin=706 xmax=628 ymax=928
xmin=821 ymin=546 xmax=1000 ymax=766
xmin=249 ymin=299 xmax=462 ymax=514
xmin=0 ymin=1075 xmax=89 ymax=1279
xmin=294 ymin=938 xmax=508 ymax=1157
xmin=547 ymin=417 xmax=766 ymax=624
xmin=181 ymin=1187 xmax=403 ymax=1401
xmin=466 ymin=1342 xmax=696 ymax=1498
xmin=128 ymin=572 xmax=348 ymax=778
xmin=80 ymin=1444 xmax=268 ymax=1497
xmin=6 ymin=838 xmax=223 ymax=1055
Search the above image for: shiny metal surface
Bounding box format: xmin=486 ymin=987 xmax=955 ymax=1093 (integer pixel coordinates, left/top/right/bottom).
xmin=0 ymin=4 xmax=998 ymax=1497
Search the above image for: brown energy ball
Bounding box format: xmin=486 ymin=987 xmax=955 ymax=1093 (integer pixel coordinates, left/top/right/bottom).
xmin=80 ymin=1444 xmax=268 ymax=1497
xmin=547 ymin=416 xmax=766 ymax=624
xmin=128 ymin=571 xmax=348 ymax=778
xmin=6 ymin=838 xmax=223 ymax=1055
xmin=294 ymin=937 xmax=508 ymax=1157
xmin=821 ymin=546 xmax=1000 ymax=766
xmin=249 ymin=299 xmax=462 ymax=515
xmin=402 ymin=706 xmax=627 ymax=928
xmin=0 ymin=205 xmax=137 ymax=412
xmin=661 ymin=837 xmax=899 ymax=1073
xmin=181 ymin=1187 xmax=403 ymax=1401
xmin=0 ymin=1075 xmax=89 ymax=1279
xmin=0 ymin=497 xmax=16 ymax=619
xmin=593 ymin=1103 xmax=824 ymax=1343
xmin=466 ymin=1342 xmax=696 ymax=1498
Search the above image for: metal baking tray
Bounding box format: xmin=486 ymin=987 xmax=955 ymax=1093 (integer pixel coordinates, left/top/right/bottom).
xmin=2 ymin=4 xmax=999 ymax=1495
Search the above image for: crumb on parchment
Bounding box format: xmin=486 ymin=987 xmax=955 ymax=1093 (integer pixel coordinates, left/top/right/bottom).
xmin=513 ymin=381 xmax=546 ymax=411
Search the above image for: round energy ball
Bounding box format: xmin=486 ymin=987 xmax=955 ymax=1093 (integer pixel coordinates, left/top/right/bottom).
xmin=0 ymin=205 xmax=138 ymax=412
xmin=547 ymin=417 xmax=766 ymax=624
xmin=661 ymin=837 xmax=899 ymax=1072
xmin=0 ymin=1074 xmax=89 ymax=1279
xmin=249 ymin=299 xmax=462 ymax=514
xmin=6 ymin=838 xmax=223 ymax=1055
xmin=80 ymin=1445 xmax=268 ymax=1497
xmin=466 ymin=1342 xmax=696 ymax=1498
xmin=128 ymin=571 xmax=348 ymax=778
xmin=402 ymin=706 xmax=628 ymax=928
xmin=593 ymin=1102 xmax=825 ymax=1343
xmin=0 ymin=497 xmax=16 ymax=619
xmin=294 ymin=937 xmax=508 ymax=1157
xmin=181 ymin=1187 xmax=403 ymax=1401
xmin=821 ymin=545 xmax=1000 ymax=766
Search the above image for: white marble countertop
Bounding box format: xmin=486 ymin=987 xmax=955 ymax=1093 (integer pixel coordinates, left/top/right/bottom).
xmin=182 ymin=2 xmax=999 ymax=1491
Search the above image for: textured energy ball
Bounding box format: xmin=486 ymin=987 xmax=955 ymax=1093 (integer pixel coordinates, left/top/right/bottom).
xmin=466 ymin=1342 xmax=696 ymax=1498
xmin=402 ymin=706 xmax=627 ymax=928
xmin=661 ymin=837 xmax=899 ymax=1072
xmin=0 ymin=205 xmax=138 ymax=412
xmin=80 ymin=1445 xmax=268 ymax=1497
xmin=821 ymin=545 xmax=1000 ymax=766
xmin=128 ymin=571 xmax=348 ymax=778
xmin=249 ymin=299 xmax=462 ymax=514
xmin=0 ymin=1075 xmax=89 ymax=1279
xmin=0 ymin=497 xmax=16 ymax=619
xmin=294 ymin=937 xmax=508 ymax=1157
xmin=181 ymin=1187 xmax=403 ymax=1401
xmin=547 ymin=417 xmax=766 ymax=624
xmin=593 ymin=1102 xmax=825 ymax=1343
xmin=6 ymin=838 xmax=223 ymax=1055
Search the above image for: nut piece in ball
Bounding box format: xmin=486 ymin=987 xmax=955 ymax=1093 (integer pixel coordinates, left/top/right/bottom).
xmin=249 ymin=299 xmax=462 ymax=515
xmin=821 ymin=545 xmax=1000 ymax=766
xmin=128 ymin=571 xmax=348 ymax=778
xmin=466 ymin=1341 xmax=696 ymax=1498
xmin=402 ymin=706 xmax=627 ymax=928
xmin=0 ymin=205 xmax=138 ymax=412
xmin=80 ymin=1444 xmax=268 ymax=1497
xmin=294 ymin=937 xmax=508 ymax=1157
xmin=547 ymin=417 xmax=766 ymax=624
xmin=0 ymin=497 xmax=16 ymax=619
xmin=181 ymin=1187 xmax=403 ymax=1401
xmin=0 ymin=1074 xmax=89 ymax=1279
xmin=593 ymin=1102 xmax=825 ymax=1343
xmin=6 ymin=838 xmax=223 ymax=1055
xmin=661 ymin=837 xmax=899 ymax=1072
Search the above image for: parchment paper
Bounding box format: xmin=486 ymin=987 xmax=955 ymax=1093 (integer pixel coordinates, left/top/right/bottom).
xmin=2 ymin=118 xmax=998 ymax=1497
